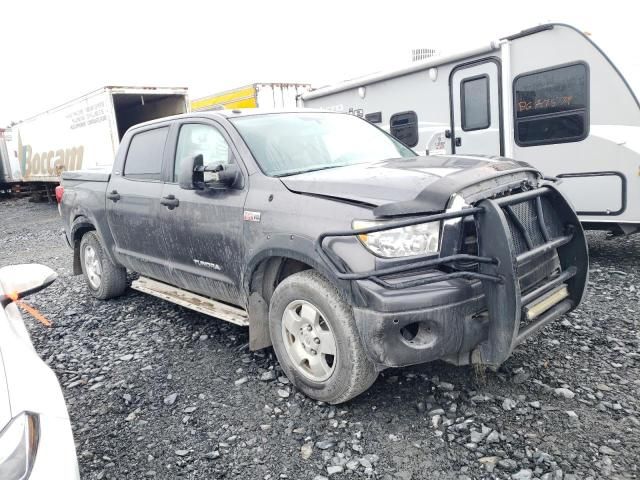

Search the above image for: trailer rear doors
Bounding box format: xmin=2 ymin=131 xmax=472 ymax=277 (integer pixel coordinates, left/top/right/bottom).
xmin=450 ymin=60 xmax=503 ymax=156
xmin=111 ymin=92 xmax=188 ymax=140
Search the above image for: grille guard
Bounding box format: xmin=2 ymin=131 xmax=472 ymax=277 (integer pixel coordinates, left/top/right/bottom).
xmin=316 ymin=184 xmax=589 ymax=366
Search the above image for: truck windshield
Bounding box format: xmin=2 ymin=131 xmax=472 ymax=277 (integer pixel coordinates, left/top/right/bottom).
xmin=229 ymin=112 xmax=415 ymax=177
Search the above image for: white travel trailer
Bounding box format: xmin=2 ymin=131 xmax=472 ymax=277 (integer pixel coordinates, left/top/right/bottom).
xmin=5 ymin=86 xmax=189 ymax=184
xmin=302 ymin=24 xmax=640 ymax=235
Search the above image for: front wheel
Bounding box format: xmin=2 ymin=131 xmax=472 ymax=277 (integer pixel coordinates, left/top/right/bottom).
xmin=269 ymin=270 xmax=378 ymax=404
xmin=79 ymin=231 xmax=127 ymax=300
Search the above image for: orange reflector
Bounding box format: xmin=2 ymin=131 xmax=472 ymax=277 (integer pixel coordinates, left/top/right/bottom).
xmin=15 ymin=300 xmax=52 ymax=327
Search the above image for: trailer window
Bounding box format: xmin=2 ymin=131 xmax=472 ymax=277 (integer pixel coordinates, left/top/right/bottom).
xmin=461 ymin=75 xmax=490 ymax=131
xmin=390 ymin=111 xmax=418 ymax=147
xmin=514 ymin=63 xmax=588 ymax=146
xmin=365 ymin=111 xmax=382 ymax=124
xmin=123 ymin=127 xmax=168 ymax=181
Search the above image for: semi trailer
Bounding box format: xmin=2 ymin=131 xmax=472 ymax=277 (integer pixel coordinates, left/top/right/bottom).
xmin=0 ymin=129 xmax=21 ymax=193
xmin=191 ymin=83 xmax=310 ymax=112
xmin=4 ymin=86 xmax=189 ymax=185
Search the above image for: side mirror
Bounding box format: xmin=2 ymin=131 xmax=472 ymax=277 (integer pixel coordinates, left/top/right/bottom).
xmin=203 ymin=163 xmax=241 ymax=189
xmin=178 ymin=155 xmax=241 ymax=190
xmin=0 ymin=264 xmax=57 ymax=307
xmin=178 ymin=154 xmax=204 ymax=190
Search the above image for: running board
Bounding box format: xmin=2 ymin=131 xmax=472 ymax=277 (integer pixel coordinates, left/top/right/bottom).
xmin=131 ymin=276 xmax=249 ymax=327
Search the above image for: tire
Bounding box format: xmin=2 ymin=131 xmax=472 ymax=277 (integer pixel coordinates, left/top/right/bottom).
xmin=269 ymin=270 xmax=378 ymax=404
xmin=79 ymin=231 xmax=127 ymax=300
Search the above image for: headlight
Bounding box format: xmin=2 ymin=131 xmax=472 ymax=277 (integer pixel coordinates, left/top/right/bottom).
xmin=352 ymin=220 xmax=440 ymax=258
xmin=0 ymin=412 xmax=39 ymax=480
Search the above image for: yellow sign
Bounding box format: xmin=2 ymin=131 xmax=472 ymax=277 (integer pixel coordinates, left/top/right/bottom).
xmin=191 ymin=85 xmax=257 ymax=111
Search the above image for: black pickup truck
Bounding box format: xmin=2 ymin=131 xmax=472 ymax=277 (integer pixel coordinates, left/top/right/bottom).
xmin=59 ymin=110 xmax=588 ymax=403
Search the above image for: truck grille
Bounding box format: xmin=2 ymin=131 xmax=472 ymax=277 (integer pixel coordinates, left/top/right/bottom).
xmin=456 ymin=195 xmax=564 ymax=292
xmin=504 ymin=197 xmax=564 ymax=255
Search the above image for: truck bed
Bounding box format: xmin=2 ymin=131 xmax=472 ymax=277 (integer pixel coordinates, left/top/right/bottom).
xmin=60 ymin=168 xmax=111 ymax=258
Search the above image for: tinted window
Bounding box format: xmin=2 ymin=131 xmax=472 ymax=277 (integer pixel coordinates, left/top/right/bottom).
xmin=365 ymin=111 xmax=382 ymax=124
xmin=461 ymin=76 xmax=490 ymax=131
xmin=514 ymin=63 xmax=588 ymax=145
xmin=123 ymin=127 xmax=168 ymax=181
xmin=390 ymin=111 xmax=418 ymax=147
xmin=174 ymin=124 xmax=232 ymax=182
xmin=517 ymin=114 xmax=585 ymax=144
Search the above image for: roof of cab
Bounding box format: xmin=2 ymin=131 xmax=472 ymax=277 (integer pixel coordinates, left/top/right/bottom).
xmin=128 ymin=108 xmax=333 ymax=131
xmin=213 ymin=107 xmax=329 ymax=117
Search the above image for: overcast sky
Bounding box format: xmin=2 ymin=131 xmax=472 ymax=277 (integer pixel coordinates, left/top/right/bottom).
xmin=1 ymin=0 xmax=638 ymax=126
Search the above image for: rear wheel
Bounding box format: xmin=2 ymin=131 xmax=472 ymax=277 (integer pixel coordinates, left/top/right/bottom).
xmin=80 ymin=231 xmax=127 ymax=300
xmin=269 ymin=270 xmax=378 ymax=404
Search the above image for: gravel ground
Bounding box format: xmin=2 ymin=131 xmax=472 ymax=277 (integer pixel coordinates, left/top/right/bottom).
xmin=1 ymin=197 xmax=638 ymax=480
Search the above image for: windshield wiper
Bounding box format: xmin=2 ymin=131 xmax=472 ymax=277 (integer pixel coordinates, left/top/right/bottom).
xmin=275 ymin=163 xmax=353 ymax=178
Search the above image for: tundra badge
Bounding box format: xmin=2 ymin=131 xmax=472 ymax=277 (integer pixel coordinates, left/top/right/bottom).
xmin=194 ymin=259 xmax=222 ymax=271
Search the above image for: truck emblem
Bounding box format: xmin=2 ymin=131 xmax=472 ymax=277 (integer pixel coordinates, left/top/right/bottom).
xmin=193 ymin=259 xmax=222 ymax=271
xmin=244 ymin=210 xmax=261 ymax=222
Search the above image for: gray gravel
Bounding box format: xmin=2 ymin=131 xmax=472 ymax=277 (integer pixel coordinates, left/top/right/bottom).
xmin=1 ymin=197 xmax=639 ymax=479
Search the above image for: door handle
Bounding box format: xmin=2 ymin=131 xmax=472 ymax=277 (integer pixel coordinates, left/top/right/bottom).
xmin=444 ymin=129 xmax=452 ymax=139
xmin=107 ymin=190 xmax=120 ymax=202
xmin=160 ymin=194 xmax=179 ymax=210
xmin=455 ymin=137 xmax=462 ymax=147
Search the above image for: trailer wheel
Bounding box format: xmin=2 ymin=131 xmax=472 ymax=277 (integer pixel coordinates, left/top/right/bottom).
xmin=269 ymin=270 xmax=378 ymax=404
xmin=79 ymin=231 xmax=127 ymax=300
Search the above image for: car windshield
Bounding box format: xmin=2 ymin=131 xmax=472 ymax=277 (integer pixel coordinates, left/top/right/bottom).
xmin=229 ymin=112 xmax=416 ymax=176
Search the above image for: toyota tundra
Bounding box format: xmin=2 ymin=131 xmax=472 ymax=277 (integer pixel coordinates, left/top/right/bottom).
xmin=58 ymin=110 xmax=588 ymax=403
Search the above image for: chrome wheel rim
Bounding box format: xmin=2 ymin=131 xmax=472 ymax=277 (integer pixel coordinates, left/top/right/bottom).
xmin=84 ymin=245 xmax=102 ymax=289
xmin=281 ymin=300 xmax=337 ymax=382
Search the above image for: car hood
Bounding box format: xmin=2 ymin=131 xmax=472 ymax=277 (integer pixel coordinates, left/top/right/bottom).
xmin=279 ymin=155 xmax=539 ymax=215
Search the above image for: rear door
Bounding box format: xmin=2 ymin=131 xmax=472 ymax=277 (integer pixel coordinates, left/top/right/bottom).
xmin=106 ymin=126 xmax=171 ymax=279
xmin=450 ymin=60 xmax=503 ymax=156
xmin=158 ymin=119 xmax=248 ymax=306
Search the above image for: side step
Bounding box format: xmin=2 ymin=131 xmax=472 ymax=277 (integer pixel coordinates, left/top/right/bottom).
xmin=131 ymin=276 xmax=249 ymax=327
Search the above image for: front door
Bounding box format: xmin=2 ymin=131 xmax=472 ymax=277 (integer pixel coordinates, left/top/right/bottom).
xmin=450 ymin=60 xmax=502 ymax=156
xmin=106 ymin=126 xmax=170 ymax=279
xmin=158 ymin=120 xmax=248 ymax=307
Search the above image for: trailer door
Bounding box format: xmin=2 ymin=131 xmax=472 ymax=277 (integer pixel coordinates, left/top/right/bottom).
xmin=450 ymin=60 xmax=502 ymax=156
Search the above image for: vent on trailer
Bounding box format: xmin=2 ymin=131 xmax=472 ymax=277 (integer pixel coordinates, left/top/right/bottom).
xmin=411 ymin=48 xmax=438 ymax=62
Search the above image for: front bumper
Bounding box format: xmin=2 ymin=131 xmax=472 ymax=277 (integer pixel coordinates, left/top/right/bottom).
xmin=353 ymin=278 xmax=487 ymax=368
xmin=317 ymin=184 xmax=588 ymax=369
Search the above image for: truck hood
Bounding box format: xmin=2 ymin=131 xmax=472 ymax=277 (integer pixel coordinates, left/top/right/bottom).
xmin=279 ymin=155 xmax=539 ymax=215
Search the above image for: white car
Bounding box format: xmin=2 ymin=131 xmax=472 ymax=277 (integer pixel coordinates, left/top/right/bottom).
xmin=0 ymin=264 xmax=80 ymax=479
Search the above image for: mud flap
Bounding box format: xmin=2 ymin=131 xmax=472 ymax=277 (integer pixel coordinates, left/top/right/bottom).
xmin=248 ymin=292 xmax=272 ymax=350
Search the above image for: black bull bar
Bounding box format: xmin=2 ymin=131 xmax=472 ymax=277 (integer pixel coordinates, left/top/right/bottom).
xmin=315 ymin=185 xmax=589 ymax=366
